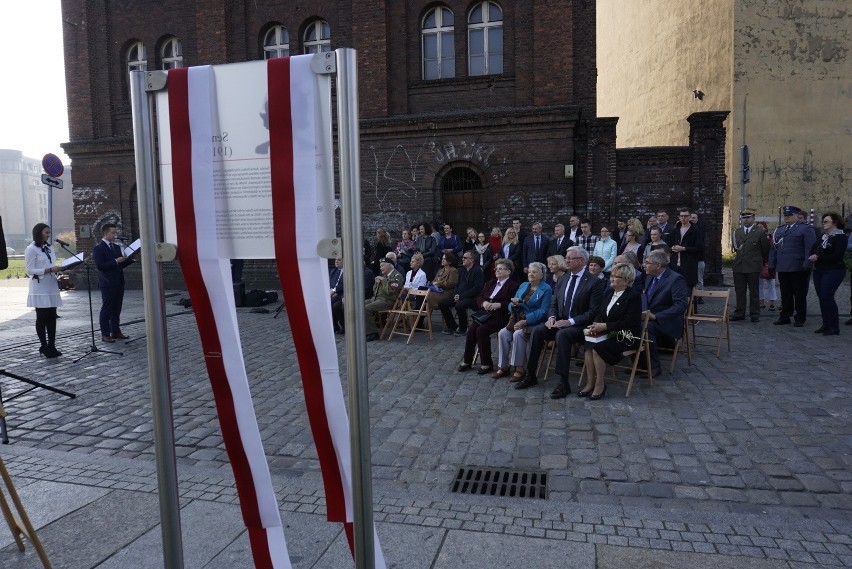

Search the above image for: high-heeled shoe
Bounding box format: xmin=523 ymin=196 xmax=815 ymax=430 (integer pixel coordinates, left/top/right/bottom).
xmin=42 ymin=346 xmax=60 ymax=359
xmin=590 ymin=385 xmax=607 ymax=400
xmin=38 ymin=345 xmax=48 ymax=357
xmin=577 ymin=389 xmax=592 ymax=398
xmin=48 ymin=345 xmax=62 ymax=357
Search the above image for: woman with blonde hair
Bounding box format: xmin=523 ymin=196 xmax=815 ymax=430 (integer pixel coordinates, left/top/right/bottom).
xmin=581 ymin=263 xmax=642 ymax=399
xmin=497 ymin=227 xmax=522 ymax=281
xmin=546 ymin=254 xmax=567 ymax=288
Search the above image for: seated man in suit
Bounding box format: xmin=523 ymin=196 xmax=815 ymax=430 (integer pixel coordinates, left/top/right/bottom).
xmin=641 ymin=249 xmax=690 ymax=375
xmin=439 ymin=250 xmax=484 ymax=335
xmin=517 ymin=247 xmax=605 ymax=396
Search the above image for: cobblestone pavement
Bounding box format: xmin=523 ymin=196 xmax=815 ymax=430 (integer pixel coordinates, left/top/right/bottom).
xmin=0 ymin=271 xmax=850 ymax=567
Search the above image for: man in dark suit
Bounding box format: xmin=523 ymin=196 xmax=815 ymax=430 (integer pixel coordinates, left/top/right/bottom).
xmin=642 ymin=249 xmax=690 ymax=375
xmin=545 ymin=223 xmax=572 ymax=260
xmin=93 ymin=223 xmax=134 ymax=343
xmin=517 ymin=247 xmax=605 ymax=395
xmin=521 ymin=222 xmax=550 ymax=274
xmin=512 ymin=218 xmax=529 ymax=251
xmin=439 ymin=251 xmax=484 ymax=335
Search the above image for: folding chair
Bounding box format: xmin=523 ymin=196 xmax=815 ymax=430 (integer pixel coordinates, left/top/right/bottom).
xmin=386 ymin=289 xmax=433 ymax=344
xmin=536 ymin=340 xmax=583 ymax=381
xmin=599 ymin=311 xmax=653 ymax=397
xmin=379 ymin=294 xmax=407 ymax=339
xmin=661 ymin=307 xmax=692 ymax=373
xmin=686 ymin=289 xmax=731 ymax=356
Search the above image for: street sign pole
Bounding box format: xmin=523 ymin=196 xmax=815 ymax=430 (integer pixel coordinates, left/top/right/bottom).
xmin=41 ymin=154 xmax=65 ymax=236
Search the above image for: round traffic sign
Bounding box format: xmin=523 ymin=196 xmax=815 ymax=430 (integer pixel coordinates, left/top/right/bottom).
xmin=42 ymin=153 xmax=64 ymax=177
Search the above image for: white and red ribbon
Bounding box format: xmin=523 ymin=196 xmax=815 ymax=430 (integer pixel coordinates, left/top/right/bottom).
xmin=167 ymin=57 xmax=385 ymax=568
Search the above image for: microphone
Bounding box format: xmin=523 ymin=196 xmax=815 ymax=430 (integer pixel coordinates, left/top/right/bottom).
xmin=55 ymin=238 xmax=70 ymax=247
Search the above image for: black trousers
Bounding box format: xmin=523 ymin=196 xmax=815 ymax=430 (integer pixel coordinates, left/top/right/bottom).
xmin=777 ymin=270 xmax=810 ymax=322
xmin=438 ymin=297 xmax=475 ymax=331
xmin=35 ymin=307 xmax=58 ymax=347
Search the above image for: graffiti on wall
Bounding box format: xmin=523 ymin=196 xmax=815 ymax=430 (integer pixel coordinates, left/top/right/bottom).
xmin=72 ymin=186 xmax=109 ymax=216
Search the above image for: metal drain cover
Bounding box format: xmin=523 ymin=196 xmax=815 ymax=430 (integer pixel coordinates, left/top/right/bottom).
xmin=450 ymin=467 xmax=548 ymax=499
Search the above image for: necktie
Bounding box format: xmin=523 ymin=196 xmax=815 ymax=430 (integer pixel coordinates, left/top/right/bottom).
xmin=558 ymin=237 xmax=563 ymax=248
xmin=564 ymin=274 xmax=578 ymax=318
xmin=646 ymin=277 xmax=658 ymax=302
xmin=535 ymin=236 xmax=540 ymax=255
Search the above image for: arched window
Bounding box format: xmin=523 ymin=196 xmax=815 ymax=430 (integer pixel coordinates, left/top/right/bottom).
xmin=303 ymin=20 xmax=331 ymax=54
xmin=160 ymin=37 xmax=183 ymax=70
xmin=422 ymin=7 xmax=455 ymax=80
xmin=263 ymin=25 xmax=290 ymax=59
xmin=441 ymin=166 xmax=485 ymax=230
xmin=468 ymin=1 xmax=503 ymax=76
xmin=126 ymin=41 xmax=147 ymax=73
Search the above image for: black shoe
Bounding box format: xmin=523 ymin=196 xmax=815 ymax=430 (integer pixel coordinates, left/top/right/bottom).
xmin=793 ymin=321 xmax=805 ymax=328
xmin=514 ymin=376 xmax=538 ymax=390
xmin=550 ymin=383 xmax=571 ymax=399
xmin=442 ymin=328 xmax=456 ymax=335
xmin=48 ymin=345 xmax=62 ymax=357
xmin=457 ymin=363 xmax=472 ymax=372
xmin=590 ymin=385 xmax=608 ymax=400
xmin=477 ymin=365 xmax=494 ymax=375
xmin=730 ymin=315 xmax=745 ymax=321
xmin=773 ymin=318 xmax=791 ymax=326
xmin=750 ymin=316 xmax=760 ymax=323
xmin=577 ymin=389 xmax=592 ymax=398
xmin=454 ymin=328 xmax=468 ymax=336
xmin=846 ymin=318 xmax=852 ymax=326
xmin=365 ymin=333 xmax=379 ymax=342
xmin=814 ymin=326 xmax=826 ymax=334
xmin=38 ymin=345 xmax=48 ymax=357
xmin=822 ymin=328 xmax=839 ymax=336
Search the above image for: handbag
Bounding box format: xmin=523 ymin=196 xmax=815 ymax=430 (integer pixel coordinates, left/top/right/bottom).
xmin=759 ymin=261 xmax=771 ymax=280
xmin=471 ymin=310 xmax=493 ymax=325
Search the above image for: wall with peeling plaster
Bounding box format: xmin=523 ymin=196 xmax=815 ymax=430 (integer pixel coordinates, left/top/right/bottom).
xmin=597 ymin=0 xmax=850 ymax=253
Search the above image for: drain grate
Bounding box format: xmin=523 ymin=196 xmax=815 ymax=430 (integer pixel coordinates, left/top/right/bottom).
xmin=450 ymin=467 xmax=548 ymax=499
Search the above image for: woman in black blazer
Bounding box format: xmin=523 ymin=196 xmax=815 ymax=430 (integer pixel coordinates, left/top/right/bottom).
xmin=581 ymin=263 xmax=643 ymax=399
xmin=496 ymin=227 xmax=522 ymax=282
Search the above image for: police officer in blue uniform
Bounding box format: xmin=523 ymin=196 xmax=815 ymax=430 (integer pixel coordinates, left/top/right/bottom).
xmin=768 ymin=205 xmax=817 ymax=327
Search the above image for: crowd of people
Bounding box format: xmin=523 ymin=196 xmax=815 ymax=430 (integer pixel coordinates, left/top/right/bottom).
xmin=333 ymin=207 xmax=850 ymax=398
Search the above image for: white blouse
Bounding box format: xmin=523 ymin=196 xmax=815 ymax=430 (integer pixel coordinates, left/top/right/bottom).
xmin=605 ymin=289 xmax=624 ymax=316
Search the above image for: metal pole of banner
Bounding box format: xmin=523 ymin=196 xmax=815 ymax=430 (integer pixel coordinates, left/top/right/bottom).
xmin=335 ymin=48 xmax=375 ymax=569
xmin=129 ymin=69 xmax=185 ymax=569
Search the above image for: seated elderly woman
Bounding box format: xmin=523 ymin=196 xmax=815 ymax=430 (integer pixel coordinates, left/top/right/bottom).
xmin=427 ymin=252 xmax=459 ymax=309
xmin=458 ymin=259 xmax=520 ymax=375
xmin=492 ymin=262 xmax=553 ymax=382
xmin=403 ymin=252 xmax=428 ymax=292
xmin=580 ymin=262 xmax=643 ymax=400
xmin=587 ymin=256 xmax=607 ymax=282
xmin=546 ymin=254 xmax=567 ymax=288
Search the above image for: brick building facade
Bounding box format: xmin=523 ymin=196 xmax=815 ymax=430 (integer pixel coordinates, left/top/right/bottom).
xmin=60 ymin=0 xmax=727 ymax=288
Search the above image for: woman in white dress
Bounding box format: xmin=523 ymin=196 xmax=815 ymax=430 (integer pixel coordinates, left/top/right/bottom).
xmin=25 ymin=223 xmax=64 ymax=357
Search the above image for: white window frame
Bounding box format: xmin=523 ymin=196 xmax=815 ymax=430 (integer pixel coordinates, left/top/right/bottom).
xmin=303 ymin=19 xmax=331 ymax=54
xmin=126 ymin=41 xmax=147 ymax=73
xmin=160 ymin=37 xmax=183 ymax=70
xmin=263 ymin=25 xmax=290 ymax=59
xmin=467 ymin=1 xmax=503 ymax=76
xmin=422 ymin=7 xmax=455 ymax=80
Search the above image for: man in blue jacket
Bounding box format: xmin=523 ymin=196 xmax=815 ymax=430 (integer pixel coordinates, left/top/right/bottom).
xmin=768 ymin=205 xmax=817 ymax=327
xmin=642 ymin=249 xmax=690 ymax=376
xmin=93 ymin=223 xmax=134 ymax=342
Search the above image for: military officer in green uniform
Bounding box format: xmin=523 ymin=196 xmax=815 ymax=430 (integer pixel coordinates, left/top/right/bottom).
xmin=731 ymin=208 xmax=770 ymax=322
xmin=365 ymin=257 xmax=404 ymax=341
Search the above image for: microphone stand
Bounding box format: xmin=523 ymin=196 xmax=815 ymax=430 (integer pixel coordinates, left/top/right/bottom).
xmin=57 ymin=242 xmax=123 ymax=362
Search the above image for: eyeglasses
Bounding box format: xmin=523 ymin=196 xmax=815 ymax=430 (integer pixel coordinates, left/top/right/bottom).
xmin=495 ymin=266 xmax=510 ymax=271
xmin=566 ymin=257 xmax=584 ymax=261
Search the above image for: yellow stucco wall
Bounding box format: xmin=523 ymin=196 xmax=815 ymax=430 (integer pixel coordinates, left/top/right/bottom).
xmin=597 ymin=0 xmax=851 ymax=250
